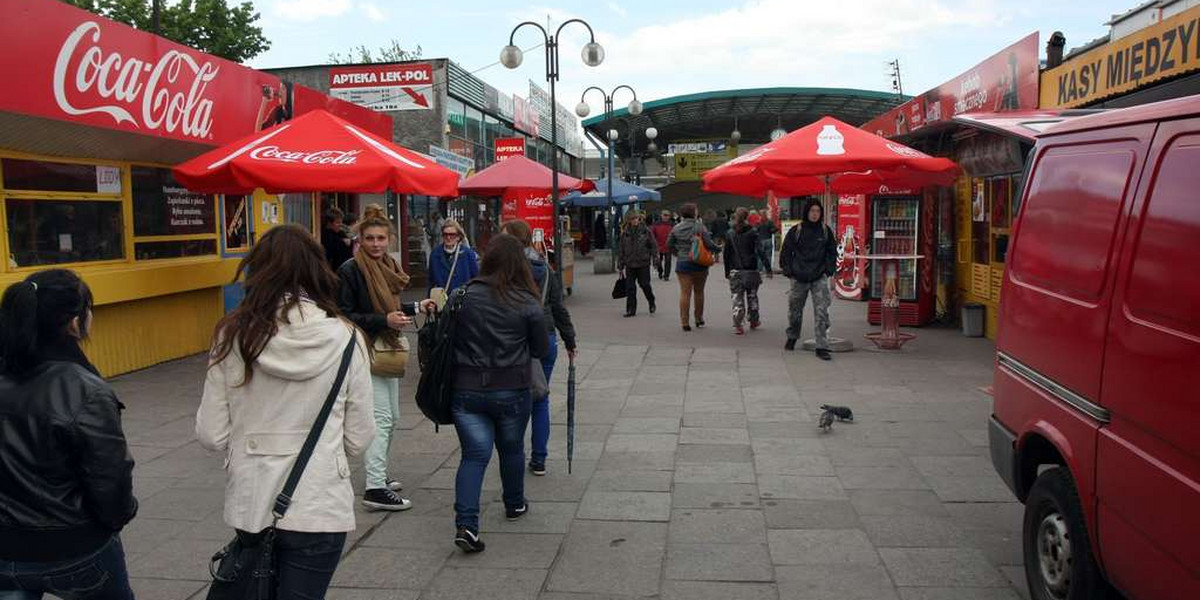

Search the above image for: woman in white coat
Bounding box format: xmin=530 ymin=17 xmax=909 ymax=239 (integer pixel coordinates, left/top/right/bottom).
xmin=196 ymin=224 xmax=375 ymax=600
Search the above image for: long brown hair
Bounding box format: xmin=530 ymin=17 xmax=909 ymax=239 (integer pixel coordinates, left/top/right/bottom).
xmin=210 ymin=224 xmax=343 ymax=384
xmin=500 ymin=219 xmax=533 ymax=247
xmin=477 ymin=233 xmax=538 ymax=305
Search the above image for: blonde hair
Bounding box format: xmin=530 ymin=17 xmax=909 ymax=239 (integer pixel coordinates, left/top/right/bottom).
xmin=354 ymin=204 xmax=393 ymax=237
xmin=440 ymin=218 xmax=469 ymax=245
xmin=621 ymin=209 xmax=643 ymax=232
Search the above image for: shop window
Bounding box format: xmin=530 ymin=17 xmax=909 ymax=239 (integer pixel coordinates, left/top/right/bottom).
xmin=2 ymin=158 xmax=120 ymax=194
xmin=134 ymin=239 xmax=218 ymax=260
xmin=447 ymin=97 xmax=466 ymax=139
xmin=282 ymin=193 xmax=314 ymax=232
xmin=131 ymin=167 xmax=216 ymax=237
xmin=5 ymin=198 xmax=123 ymax=267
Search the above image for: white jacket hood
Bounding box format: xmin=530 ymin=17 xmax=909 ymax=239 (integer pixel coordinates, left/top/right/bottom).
xmin=255 ymin=299 xmax=355 ymax=382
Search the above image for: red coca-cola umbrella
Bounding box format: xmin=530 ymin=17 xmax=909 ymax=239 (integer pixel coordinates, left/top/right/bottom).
xmin=173 ymin=109 xmax=459 ymax=196
xmin=701 ymin=115 xmax=958 ymax=197
xmin=458 ymin=155 xmax=594 ymax=197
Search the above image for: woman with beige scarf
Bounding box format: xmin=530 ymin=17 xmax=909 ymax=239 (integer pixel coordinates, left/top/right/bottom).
xmin=337 ymin=204 xmax=428 ymax=511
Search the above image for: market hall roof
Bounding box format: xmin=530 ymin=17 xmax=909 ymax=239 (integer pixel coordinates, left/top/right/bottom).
xmin=581 ymin=87 xmax=908 ymax=158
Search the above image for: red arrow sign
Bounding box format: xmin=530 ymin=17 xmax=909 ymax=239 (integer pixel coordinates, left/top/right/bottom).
xmin=403 ymin=87 xmax=429 ymax=108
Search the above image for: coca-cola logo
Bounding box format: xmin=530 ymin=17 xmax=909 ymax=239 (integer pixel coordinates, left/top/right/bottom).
xmin=885 ymin=143 xmax=926 ymax=159
xmin=524 ymin=195 xmax=552 ymax=208
xmin=53 ymin=21 xmax=219 ymax=140
xmin=248 ymin=146 xmax=361 ymax=165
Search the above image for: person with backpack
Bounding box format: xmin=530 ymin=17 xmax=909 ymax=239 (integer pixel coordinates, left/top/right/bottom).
xmin=724 ymin=208 xmax=762 ymax=335
xmin=426 ymin=218 xmax=479 ymax=308
xmin=196 ymin=225 xmax=376 ymax=599
xmin=448 ymin=234 xmax=549 ymax=553
xmin=501 ymin=220 xmax=577 ymax=477
xmin=0 ymin=269 xmax=138 ymax=600
xmin=617 ymin=210 xmax=658 ymax=317
xmin=667 ymin=203 xmax=721 ymax=332
xmin=779 ymin=198 xmax=838 ymax=360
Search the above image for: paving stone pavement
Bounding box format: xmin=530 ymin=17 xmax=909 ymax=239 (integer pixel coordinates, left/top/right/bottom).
xmin=109 ymin=257 xmax=1027 ymax=600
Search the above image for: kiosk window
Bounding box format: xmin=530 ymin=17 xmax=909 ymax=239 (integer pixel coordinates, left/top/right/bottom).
xmin=2 ymin=158 xmax=118 ymax=194
xmin=131 ymin=167 xmax=216 ymax=236
xmin=6 ymin=199 xmax=123 ymax=267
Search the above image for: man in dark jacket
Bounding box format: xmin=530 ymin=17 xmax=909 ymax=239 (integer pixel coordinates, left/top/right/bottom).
xmin=724 ymin=208 xmax=761 ymax=334
xmin=321 ymin=207 xmax=353 ymax=271
xmin=617 ymin=211 xmax=658 ymax=317
xmin=779 ymin=198 xmax=838 ymax=359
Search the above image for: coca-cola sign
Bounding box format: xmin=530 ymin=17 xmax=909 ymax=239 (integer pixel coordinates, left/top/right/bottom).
xmin=0 ymin=0 xmax=283 ymax=147
xmin=248 ymin=146 xmax=361 ymax=165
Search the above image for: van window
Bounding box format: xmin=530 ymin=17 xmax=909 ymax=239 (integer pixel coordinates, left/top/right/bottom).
xmin=1009 ymin=148 xmax=1136 ymax=302
xmin=1125 ymin=141 xmax=1200 ymax=337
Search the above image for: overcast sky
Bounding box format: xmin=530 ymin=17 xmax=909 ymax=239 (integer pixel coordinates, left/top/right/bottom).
xmin=246 ymin=0 xmax=1139 ymax=123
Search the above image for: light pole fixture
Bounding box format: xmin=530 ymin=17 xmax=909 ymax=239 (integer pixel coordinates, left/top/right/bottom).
xmin=579 ymin=84 xmax=642 ymax=245
xmin=730 ymin=116 xmax=741 ymax=143
xmin=770 ymin=115 xmax=787 ymax=142
xmin=501 ymin=18 xmax=603 ymax=282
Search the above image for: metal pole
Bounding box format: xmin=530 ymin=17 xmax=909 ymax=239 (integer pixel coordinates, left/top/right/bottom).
xmin=606 ymin=97 xmax=615 ymax=249
xmin=548 ymin=38 xmax=563 ymax=283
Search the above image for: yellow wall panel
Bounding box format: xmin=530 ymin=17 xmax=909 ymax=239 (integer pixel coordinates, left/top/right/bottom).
xmin=82 ymin=288 xmax=221 ymax=377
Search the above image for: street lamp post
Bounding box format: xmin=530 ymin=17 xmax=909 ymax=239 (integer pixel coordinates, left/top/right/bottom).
xmin=577 ymin=85 xmax=642 ymax=247
xmin=501 ymin=19 xmax=604 ymax=284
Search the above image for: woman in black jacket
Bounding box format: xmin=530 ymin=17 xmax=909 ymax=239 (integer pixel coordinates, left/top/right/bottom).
xmin=449 ymin=234 xmax=548 ymax=554
xmin=723 ymin=208 xmax=762 ymax=335
xmin=0 ymin=269 xmax=137 ymax=600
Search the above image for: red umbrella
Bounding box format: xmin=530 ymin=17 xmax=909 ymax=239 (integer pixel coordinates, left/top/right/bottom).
xmin=702 ymin=116 xmax=958 ymax=197
xmin=458 ymin=155 xmax=594 ymax=197
xmin=173 ymin=109 xmax=460 ymax=196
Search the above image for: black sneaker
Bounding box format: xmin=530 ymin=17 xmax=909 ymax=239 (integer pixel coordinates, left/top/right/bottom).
xmin=386 ymin=478 xmax=403 ymax=492
xmin=649 ymin=300 xmax=656 ymax=314
xmin=362 ymin=488 xmax=413 ymax=511
xmin=785 ymin=339 xmax=797 ymax=351
xmin=816 ymin=348 xmax=832 ymax=361
xmin=455 ymin=527 xmax=485 ymax=553
xmin=529 ymin=462 xmax=547 ymax=476
xmin=506 ymin=503 xmax=529 ymax=520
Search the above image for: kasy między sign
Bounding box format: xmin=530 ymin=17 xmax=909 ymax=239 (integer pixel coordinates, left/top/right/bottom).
xmin=0 ymin=0 xmax=286 ymax=146
xmin=329 ymin=63 xmax=434 ymax=111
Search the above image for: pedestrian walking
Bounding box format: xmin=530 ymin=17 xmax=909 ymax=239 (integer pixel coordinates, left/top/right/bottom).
xmin=592 ymin=212 xmax=608 ymax=250
xmin=617 ymin=209 xmax=657 ymax=317
xmin=321 ymin=206 xmax=353 ymax=271
xmin=757 ymin=214 xmax=779 ymax=278
xmin=668 ymin=203 xmax=721 ymax=331
xmin=724 ymin=208 xmax=762 ymax=335
xmin=196 ymin=225 xmax=376 ymax=599
xmin=427 ymin=218 xmax=479 ymax=309
xmin=449 ymin=233 xmax=548 ymax=554
xmin=337 ymin=205 xmax=425 ymax=511
xmin=501 ymin=220 xmax=578 ymax=477
xmin=780 ymin=199 xmax=838 ymax=360
xmin=651 ymin=210 xmax=674 ymax=280
xmin=0 ymin=269 xmax=138 ymax=600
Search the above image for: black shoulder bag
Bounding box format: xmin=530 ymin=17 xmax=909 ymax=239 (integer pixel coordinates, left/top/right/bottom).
xmin=206 ymin=335 xmax=357 ymax=600
xmin=415 ymin=287 xmax=469 ymax=427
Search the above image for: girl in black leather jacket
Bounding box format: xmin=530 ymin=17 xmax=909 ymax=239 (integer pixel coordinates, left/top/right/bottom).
xmin=0 ymin=269 xmax=137 ymax=599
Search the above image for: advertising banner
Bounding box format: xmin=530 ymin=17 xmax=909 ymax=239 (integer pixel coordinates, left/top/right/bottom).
xmin=834 ymin=194 xmax=868 ymax=300
xmin=502 ymin=188 xmax=555 ymax=244
xmin=494 ymin=137 xmax=526 ymax=162
xmin=1041 ymin=5 xmax=1200 ymax=108
xmin=0 ymin=0 xmax=285 ymax=147
xmin=329 ymin=62 xmax=433 ymax=111
xmin=428 ymin=145 xmax=475 ymax=180
xmin=675 ymin=146 xmax=737 ymax=181
xmin=863 ymin=33 xmax=1040 ymax=137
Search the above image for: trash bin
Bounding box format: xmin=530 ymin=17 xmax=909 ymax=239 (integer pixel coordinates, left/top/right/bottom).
xmin=962 ymin=303 xmax=985 ymax=337
xmin=593 ymin=249 xmax=615 ymax=274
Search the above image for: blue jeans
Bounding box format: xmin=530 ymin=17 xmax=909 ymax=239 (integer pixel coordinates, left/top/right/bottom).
xmin=530 ymin=333 xmax=559 ymax=467
xmin=452 ymin=388 xmax=531 ymax=532
xmin=0 ymin=536 xmax=132 ymax=600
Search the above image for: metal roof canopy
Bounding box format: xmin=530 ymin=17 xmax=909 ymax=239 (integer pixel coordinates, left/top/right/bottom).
xmin=581 ymin=87 xmax=907 ymax=158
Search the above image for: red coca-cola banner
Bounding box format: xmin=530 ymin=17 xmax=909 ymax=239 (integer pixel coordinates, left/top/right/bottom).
xmin=862 ymin=33 xmax=1040 ymax=137
xmin=0 ymin=0 xmax=284 ymax=147
xmin=502 ymin=187 xmax=555 ymax=245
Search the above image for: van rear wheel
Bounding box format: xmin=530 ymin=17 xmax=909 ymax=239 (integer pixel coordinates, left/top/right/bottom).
xmin=1023 ymin=467 xmax=1107 ymax=600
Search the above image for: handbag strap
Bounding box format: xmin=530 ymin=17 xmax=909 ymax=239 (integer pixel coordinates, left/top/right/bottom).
xmin=271 ymin=334 xmax=358 ymax=520
xmin=444 ymin=244 xmax=462 ymax=288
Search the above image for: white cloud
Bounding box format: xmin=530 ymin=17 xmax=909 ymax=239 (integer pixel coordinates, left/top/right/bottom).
xmin=269 ymin=0 xmax=354 ymax=22
xmin=362 ymin=2 xmax=385 ymax=22
xmin=607 ymin=2 xmax=628 ymax=18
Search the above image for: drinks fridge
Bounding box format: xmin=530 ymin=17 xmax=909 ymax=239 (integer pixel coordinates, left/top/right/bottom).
xmin=867 ymin=193 xmax=936 ymax=326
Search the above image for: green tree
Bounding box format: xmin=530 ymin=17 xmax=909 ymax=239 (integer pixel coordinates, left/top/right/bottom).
xmin=62 ymin=0 xmax=270 ymax=63
xmin=328 ymin=39 xmax=423 ymax=64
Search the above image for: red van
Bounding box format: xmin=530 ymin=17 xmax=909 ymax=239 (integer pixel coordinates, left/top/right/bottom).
xmin=990 ymin=94 xmax=1200 ymax=600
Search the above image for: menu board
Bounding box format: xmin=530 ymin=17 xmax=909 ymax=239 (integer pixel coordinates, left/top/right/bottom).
xmin=132 ymin=167 xmax=216 ymax=236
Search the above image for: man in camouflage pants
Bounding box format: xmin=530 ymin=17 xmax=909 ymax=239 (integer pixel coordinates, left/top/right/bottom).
xmin=779 ymin=199 xmax=838 ymax=360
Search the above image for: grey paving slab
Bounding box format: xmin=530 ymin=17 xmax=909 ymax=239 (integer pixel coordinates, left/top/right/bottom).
xmin=676 ymin=443 xmax=754 ymax=464
xmin=358 ymin=515 xmax=452 ymax=549
xmin=836 ymin=466 xmax=930 ymax=490
xmin=755 ymin=454 xmax=835 ymax=476
xmin=758 ymin=475 xmax=846 ymax=501
xmin=661 ymin=581 xmax=779 ymax=600
xmin=588 ymin=468 xmax=674 ymax=492
xmin=682 ymin=412 xmax=749 ymax=429
xmin=924 ymin=475 xmax=1017 ymax=503
xmin=762 ymin=499 xmax=861 ymax=530
xmin=747 ymin=422 xmax=824 ymax=440
xmin=665 ymin=543 xmax=775 ymax=581
xmin=577 ymin=490 xmax=672 ymax=521
xmin=767 ymin=529 xmax=879 ymax=566
xmin=546 ymin=521 xmax=667 ymax=597
xmin=861 ymin=515 xmax=975 ymax=548
xmin=445 ymin=533 xmax=563 ymax=569
xmin=421 ymin=567 xmax=548 ymax=600
xmin=480 ymin=501 xmax=577 ymax=534
xmin=679 ymin=427 xmax=752 ymax=445
xmin=596 ymin=449 xmax=676 ymax=471
xmin=604 ymin=433 xmax=679 ymax=453
xmin=128 ymin=538 xmax=220 ymax=581
xmin=330 ymin=547 xmax=450 ymax=589
xmin=775 ymin=564 xmax=900 ymax=600
xmin=898 ymin=588 xmax=1021 ymax=600
xmin=674 ymin=462 xmax=757 ymax=484
xmin=823 ymin=446 xmax=913 ymax=467
xmin=879 ymin=547 xmax=1010 ymax=587
xmin=611 ymin=417 xmax=681 ymax=433
xmin=129 ymin=578 xmax=207 ymax=600
xmin=669 ymin=509 xmax=768 ymax=544
xmin=672 ymin=483 xmax=761 ymax=509
xmin=326 ymin=589 xmax=418 ymax=600
xmin=848 ymin=490 xmax=952 ymax=518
